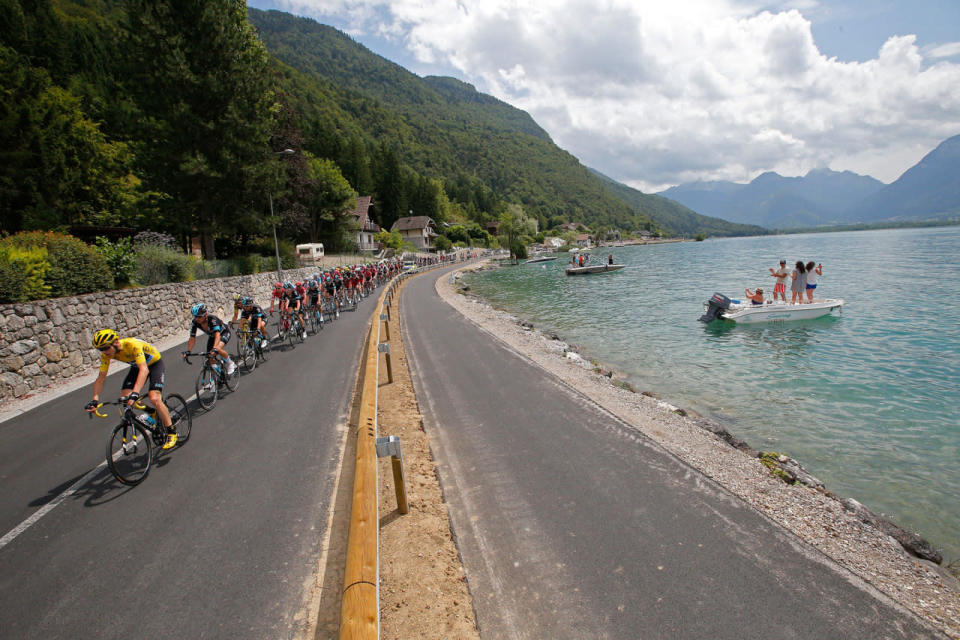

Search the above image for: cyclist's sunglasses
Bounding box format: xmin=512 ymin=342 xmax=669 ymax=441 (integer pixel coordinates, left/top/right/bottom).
xmin=97 ymin=344 xmax=114 ymax=352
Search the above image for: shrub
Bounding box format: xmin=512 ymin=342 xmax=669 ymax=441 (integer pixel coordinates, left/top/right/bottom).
xmin=95 ymin=237 xmax=138 ymax=286
xmin=0 ymin=246 xmax=51 ymax=302
xmin=0 ymin=231 xmax=113 ymax=297
xmin=135 ymin=245 xmax=195 ymax=285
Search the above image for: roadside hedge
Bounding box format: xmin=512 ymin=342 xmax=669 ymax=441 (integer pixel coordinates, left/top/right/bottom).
xmin=0 ymin=245 xmax=51 ymax=302
xmin=0 ymin=231 xmax=113 ymax=298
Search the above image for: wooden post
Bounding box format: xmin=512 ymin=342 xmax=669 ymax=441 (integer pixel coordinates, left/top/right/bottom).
xmin=392 ymin=456 xmax=408 ymax=514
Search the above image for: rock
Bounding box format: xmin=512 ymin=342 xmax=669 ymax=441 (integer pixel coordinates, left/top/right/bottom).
xmin=42 ymin=344 xmax=63 ymax=362
xmin=2 ymin=355 xmax=24 ymax=371
xmin=7 ymin=315 xmax=24 ymax=331
xmin=777 ymin=457 xmax=825 ymax=490
xmin=840 ymin=497 xmax=943 ymax=564
xmin=698 ymin=419 xmax=755 ymax=454
xmin=641 ymin=391 xmax=662 ymax=400
xmin=9 ymin=339 xmax=38 ymax=356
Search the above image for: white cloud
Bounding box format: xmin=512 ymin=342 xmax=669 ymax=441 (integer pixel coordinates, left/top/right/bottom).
xmin=260 ymin=0 xmax=960 ymax=191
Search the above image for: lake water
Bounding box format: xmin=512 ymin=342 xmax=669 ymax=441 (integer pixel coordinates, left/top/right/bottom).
xmin=465 ymin=227 xmax=960 ymax=562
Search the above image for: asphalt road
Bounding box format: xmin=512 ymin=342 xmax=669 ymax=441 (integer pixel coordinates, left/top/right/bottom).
xmin=0 ymin=299 xmax=377 ymax=639
xmin=401 ymin=267 xmax=942 ymax=640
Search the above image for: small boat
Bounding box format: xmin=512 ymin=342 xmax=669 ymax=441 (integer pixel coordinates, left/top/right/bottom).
xmin=699 ymin=292 xmax=844 ymax=323
xmin=565 ymin=264 xmax=625 ymax=275
xmin=524 ymin=255 xmax=558 ymax=264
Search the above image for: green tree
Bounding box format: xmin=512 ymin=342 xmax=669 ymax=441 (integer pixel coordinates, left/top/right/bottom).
xmin=374 ymin=229 xmax=403 ymax=251
xmin=0 ymin=46 xmax=139 ymax=232
xmin=373 ymin=143 xmax=406 ymax=231
xmin=125 ymin=0 xmax=278 ymax=257
xmin=304 ymin=153 xmax=357 ymax=249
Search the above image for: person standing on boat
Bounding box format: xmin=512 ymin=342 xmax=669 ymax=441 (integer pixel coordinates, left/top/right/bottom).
xmin=790 ymin=261 xmax=806 ymax=304
xmin=769 ymin=260 xmax=789 ymax=302
xmin=608 ymin=254 xmax=614 ymax=265
xmin=805 ymin=262 xmax=822 ymax=302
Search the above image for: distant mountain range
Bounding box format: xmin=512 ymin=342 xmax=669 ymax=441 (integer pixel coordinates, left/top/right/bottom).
xmin=658 ymin=134 xmax=960 ymax=229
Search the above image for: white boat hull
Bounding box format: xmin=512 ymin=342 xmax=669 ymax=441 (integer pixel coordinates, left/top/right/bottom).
xmin=717 ymin=299 xmax=844 ymax=323
xmin=565 ymin=264 xmax=626 ymax=275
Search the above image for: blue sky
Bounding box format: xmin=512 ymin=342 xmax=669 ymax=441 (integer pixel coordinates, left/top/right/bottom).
xmin=247 ymin=1 xmax=960 ymax=191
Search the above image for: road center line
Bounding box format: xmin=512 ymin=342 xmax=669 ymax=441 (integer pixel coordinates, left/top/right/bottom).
xmin=0 ymin=392 xmax=199 ymax=552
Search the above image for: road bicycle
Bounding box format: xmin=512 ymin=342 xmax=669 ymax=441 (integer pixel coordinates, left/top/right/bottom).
xmin=89 ymin=394 xmax=192 ymax=486
xmin=277 ymin=309 xmax=306 ymax=345
xmin=233 ymin=324 xmax=269 ymax=372
xmin=305 ymin=303 xmax=324 ymax=334
xmin=183 ymin=350 xmax=239 ymax=410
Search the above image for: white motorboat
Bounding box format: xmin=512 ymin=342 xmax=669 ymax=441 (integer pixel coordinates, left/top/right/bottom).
xmin=524 ymin=255 xmax=558 ymax=264
xmin=565 ymin=264 xmax=625 ymax=275
xmin=699 ymin=292 xmax=844 ymax=323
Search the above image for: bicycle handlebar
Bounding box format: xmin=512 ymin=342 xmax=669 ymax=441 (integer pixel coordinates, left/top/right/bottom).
xmin=181 ymin=351 xmax=216 ymax=366
xmin=87 ymin=398 xmax=147 ymax=419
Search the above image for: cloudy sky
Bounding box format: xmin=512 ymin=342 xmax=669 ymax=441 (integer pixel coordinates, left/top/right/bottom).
xmin=247 ymin=0 xmax=960 ymax=192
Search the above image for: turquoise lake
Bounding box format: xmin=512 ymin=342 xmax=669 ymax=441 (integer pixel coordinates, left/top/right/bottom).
xmin=464 ymin=226 xmax=960 ymax=562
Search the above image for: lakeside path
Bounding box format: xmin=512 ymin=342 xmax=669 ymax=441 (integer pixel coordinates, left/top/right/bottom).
xmin=400 ymin=265 xmax=950 ymax=639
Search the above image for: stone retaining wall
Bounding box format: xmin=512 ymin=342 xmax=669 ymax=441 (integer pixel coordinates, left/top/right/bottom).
xmin=0 ymin=268 xmax=318 ymax=405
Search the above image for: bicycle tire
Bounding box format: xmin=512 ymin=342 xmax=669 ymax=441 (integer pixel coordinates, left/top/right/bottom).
xmin=240 ymin=337 xmax=256 ymax=372
xmin=224 ymin=363 xmax=240 ymax=392
xmin=196 ymin=366 xmax=218 ymax=410
xmin=107 ymin=421 xmax=152 ymax=485
xmin=257 ymin=337 xmax=270 ymax=362
xmin=295 ymin=321 xmax=305 ymax=343
xmin=165 ymin=393 xmax=192 ymax=443
xmin=287 ymin=327 xmax=295 ymax=349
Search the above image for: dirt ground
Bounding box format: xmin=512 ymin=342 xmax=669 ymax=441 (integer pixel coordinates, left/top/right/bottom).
xmin=376 ymin=279 xmax=481 ymax=640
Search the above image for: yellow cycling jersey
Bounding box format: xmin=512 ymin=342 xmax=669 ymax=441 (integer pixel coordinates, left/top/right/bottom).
xmin=99 ymin=337 xmax=162 ymax=373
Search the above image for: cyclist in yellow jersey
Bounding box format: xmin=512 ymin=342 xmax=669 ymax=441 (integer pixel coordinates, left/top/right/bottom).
xmin=85 ymin=330 xmax=177 ymax=449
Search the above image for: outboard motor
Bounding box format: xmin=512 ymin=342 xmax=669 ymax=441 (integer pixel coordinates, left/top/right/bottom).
xmin=699 ymin=292 xmax=732 ymax=323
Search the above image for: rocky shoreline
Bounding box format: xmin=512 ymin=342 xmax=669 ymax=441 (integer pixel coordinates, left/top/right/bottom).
xmin=440 ymin=262 xmax=960 ymax=639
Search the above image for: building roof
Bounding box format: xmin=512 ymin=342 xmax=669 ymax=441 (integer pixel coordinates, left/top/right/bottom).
xmin=351 ymin=196 xmax=380 ymax=232
xmin=391 ymin=216 xmax=436 ymax=232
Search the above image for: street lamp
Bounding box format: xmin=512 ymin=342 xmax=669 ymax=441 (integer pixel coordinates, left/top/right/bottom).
xmin=269 ymin=149 xmax=296 ymax=278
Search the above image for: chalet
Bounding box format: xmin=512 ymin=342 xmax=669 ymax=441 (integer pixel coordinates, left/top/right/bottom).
xmin=560 ymin=222 xmax=580 ymax=232
xmin=392 ymin=215 xmax=438 ymax=251
xmin=351 ymin=196 xmax=380 ymax=252
xmin=485 ymin=220 xmax=500 ymax=236
xmin=576 ymin=233 xmax=592 ymax=248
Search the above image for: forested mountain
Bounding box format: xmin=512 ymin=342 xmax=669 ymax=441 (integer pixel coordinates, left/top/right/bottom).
xmin=0 ymin=0 xmax=761 ymax=259
xmin=589 ymin=170 xmax=766 ymax=237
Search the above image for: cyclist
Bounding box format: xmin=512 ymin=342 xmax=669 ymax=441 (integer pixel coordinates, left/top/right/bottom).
xmin=305 ymin=276 xmax=324 ymax=324
xmin=323 ymin=271 xmax=337 ymax=316
xmin=239 ymin=297 xmax=269 ymax=346
xmin=281 ymin=281 xmax=307 ymax=339
xmin=184 ymin=303 xmax=236 ymax=375
xmin=86 ymin=329 xmax=177 ymax=449
xmin=333 ymin=268 xmax=345 ymax=306
xmin=268 ymin=282 xmax=284 ymax=315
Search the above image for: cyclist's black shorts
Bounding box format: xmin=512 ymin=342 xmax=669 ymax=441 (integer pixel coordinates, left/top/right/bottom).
xmin=308 ymin=294 xmax=320 ymax=306
xmin=247 ymin=316 xmax=262 ymax=332
xmin=122 ymin=359 xmax=165 ymax=393
xmin=204 ymin=327 xmax=231 ymax=353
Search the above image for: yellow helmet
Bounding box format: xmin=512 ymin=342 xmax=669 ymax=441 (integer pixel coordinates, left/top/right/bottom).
xmin=92 ymin=329 xmax=118 ymax=348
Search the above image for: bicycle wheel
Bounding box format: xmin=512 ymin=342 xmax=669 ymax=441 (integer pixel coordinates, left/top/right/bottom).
xmin=196 ymin=366 xmax=218 ymax=410
xmin=295 ymin=321 xmax=305 ymax=343
xmin=165 ymin=393 xmax=192 ymax=443
xmin=107 ymin=421 xmax=153 ymax=485
xmin=240 ymin=337 xmax=257 ymax=372
xmin=256 ymin=336 xmax=270 ymax=362
xmin=224 ymin=360 xmax=240 ymax=391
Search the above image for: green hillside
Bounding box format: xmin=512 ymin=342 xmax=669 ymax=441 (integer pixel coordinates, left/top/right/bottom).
xmin=0 ymin=0 xmax=762 ymax=257
xmin=591 ymin=170 xmax=767 ymax=237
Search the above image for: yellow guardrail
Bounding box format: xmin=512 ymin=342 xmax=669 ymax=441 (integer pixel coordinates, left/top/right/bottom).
xmin=338 ymin=259 xmax=472 ymax=639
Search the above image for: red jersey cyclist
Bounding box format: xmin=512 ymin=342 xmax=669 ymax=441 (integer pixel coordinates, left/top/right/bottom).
xmin=86 ymin=330 xmax=177 ymax=449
